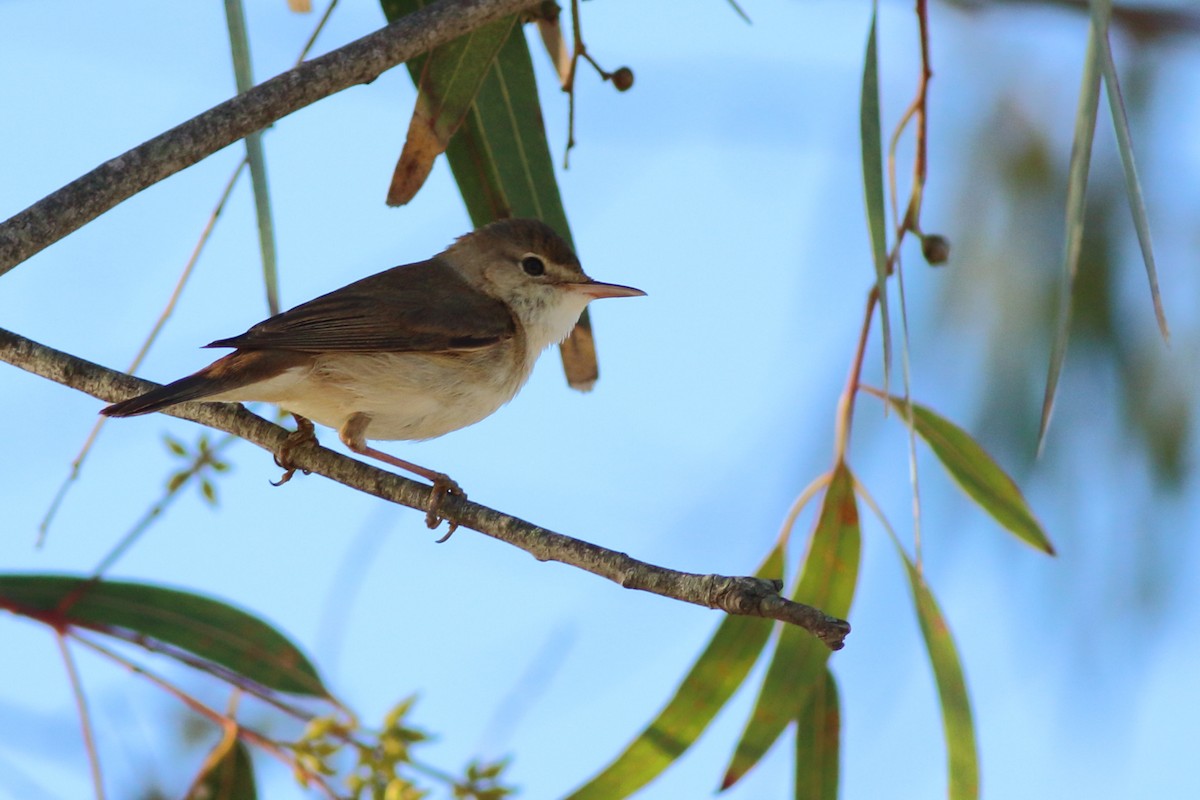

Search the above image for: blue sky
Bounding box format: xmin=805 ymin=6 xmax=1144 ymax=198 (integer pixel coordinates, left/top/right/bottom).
xmin=2 ymin=1 xmax=1199 ymax=798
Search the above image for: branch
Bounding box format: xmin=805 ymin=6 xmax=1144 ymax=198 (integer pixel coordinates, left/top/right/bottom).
xmin=0 ymin=0 xmax=541 ymax=276
xmin=0 ymin=327 xmax=851 ymax=650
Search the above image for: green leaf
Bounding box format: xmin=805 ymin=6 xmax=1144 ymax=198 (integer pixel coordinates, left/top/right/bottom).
xmin=186 ymin=738 xmax=257 ymax=800
xmin=892 ymin=547 xmax=978 ymax=800
xmin=794 ymin=668 xmax=840 ymax=800
xmin=1040 ymin=17 xmax=1103 ymax=450
xmin=223 ymin=0 xmax=280 ymax=316
xmin=386 ymin=14 xmax=517 ymax=205
xmin=565 ymin=546 xmax=784 ymax=800
xmin=860 ymin=3 xmax=891 ymax=390
xmin=380 ymin=1 xmax=599 ymax=389
xmin=0 ymin=574 xmax=327 ymax=697
xmin=721 ymin=463 xmax=860 ymax=790
xmin=878 ymin=393 xmax=1054 ymax=554
xmin=1088 ymin=0 xmax=1168 ymax=341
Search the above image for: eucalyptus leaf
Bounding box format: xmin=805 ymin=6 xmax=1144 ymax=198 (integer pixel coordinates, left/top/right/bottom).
xmin=0 ymin=574 xmax=327 ymax=697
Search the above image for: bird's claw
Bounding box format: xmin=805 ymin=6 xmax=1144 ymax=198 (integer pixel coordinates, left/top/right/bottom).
xmin=428 ymin=475 xmax=465 ymax=541
xmin=271 ymin=417 xmax=317 ymax=486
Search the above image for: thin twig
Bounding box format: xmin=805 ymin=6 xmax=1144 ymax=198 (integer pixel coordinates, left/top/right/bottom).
xmin=833 ymin=287 xmax=879 ymax=464
xmin=71 ymin=632 xmax=340 ymax=799
xmin=57 ymin=633 xmax=106 ymax=800
xmin=0 ymin=327 xmax=851 ymax=649
xmin=37 ymin=163 xmax=248 ymax=542
xmin=563 ymin=0 xmax=584 ymax=167
xmin=39 ymin=0 xmax=342 ymax=541
xmin=0 ymin=0 xmax=542 ymax=275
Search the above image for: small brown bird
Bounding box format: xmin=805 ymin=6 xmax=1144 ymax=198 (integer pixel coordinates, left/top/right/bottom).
xmin=102 ymin=218 xmax=644 ymax=527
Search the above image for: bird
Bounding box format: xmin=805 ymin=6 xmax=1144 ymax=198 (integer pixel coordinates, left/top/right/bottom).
xmin=102 ymin=218 xmax=645 ymax=529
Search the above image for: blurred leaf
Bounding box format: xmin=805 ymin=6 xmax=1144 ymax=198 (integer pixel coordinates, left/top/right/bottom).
xmin=1088 ymin=0 xmax=1168 ymax=341
xmin=201 ymin=478 xmax=218 ymax=506
xmin=892 ymin=546 xmax=978 ymax=800
xmin=167 ymin=470 xmax=189 ymax=493
xmin=386 ymin=15 xmax=517 ymax=205
xmin=224 ymin=0 xmax=280 ymax=316
xmin=876 ymin=392 xmax=1054 ymax=554
xmin=721 ymin=463 xmax=859 ymax=790
xmin=186 ymin=737 xmax=257 ymax=800
xmin=794 ymin=668 xmax=839 ymax=800
xmin=1040 ymin=16 xmax=1102 ymax=450
xmin=565 ymin=546 xmax=784 ymax=800
xmin=380 ymin=1 xmax=599 ymax=389
xmin=860 ymin=4 xmax=891 ymax=390
xmin=0 ymin=574 xmax=327 ymax=697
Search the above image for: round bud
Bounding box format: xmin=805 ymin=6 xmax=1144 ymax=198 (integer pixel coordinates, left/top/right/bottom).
xmin=611 ymin=67 xmax=635 ymax=92
xmin=921 ymin=233 xmax=951 ymax=266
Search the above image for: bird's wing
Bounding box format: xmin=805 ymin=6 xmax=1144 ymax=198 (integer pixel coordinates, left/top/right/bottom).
xmin=206 ymin=258 xmax=516 ymax=353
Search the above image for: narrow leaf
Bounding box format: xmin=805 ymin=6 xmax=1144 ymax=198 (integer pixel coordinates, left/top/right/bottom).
xmin=381 ymin=1 xmax=600 ymax=389
xmin=186 ymin=738 xmax=257 ymax=800
xmin=0 ymin=574 xmax=327 ymax=697
xmin=565 ymin=546 xmax=784 ymax=800
xmin=1040 ymin=19 xmax=1103 ymax=450
xmin=534 ymin=12 xmax=572 ymax=89
xmin=892 ymin=546 xmax=978 ymax=800
xmin=721 ymin=464 xmax=860 ymax=790
xmin=794 ymin=668 xmax=840 ymax=800
xmin=860 ymin=4 xmax=891 ymax=390
xmin=1089 ymin=0 xmax=1169 ymax=340
xmin=877 ymin=392 xmax=1054 ymax=554
xmin=725 ymin=0 xmax=753 ymax=25
xmin=387 ymin=15 xmax=516 ymax=205
xmin=224 ymin=0 xmax=280 ymax=316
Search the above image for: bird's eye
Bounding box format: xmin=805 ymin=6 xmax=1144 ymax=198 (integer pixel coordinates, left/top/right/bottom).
xmin=521 ymin=255 xmax=546 ymax=276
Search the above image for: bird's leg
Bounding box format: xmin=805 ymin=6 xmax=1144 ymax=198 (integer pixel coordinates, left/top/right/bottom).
xmin=340 ymin=413 xmax=464 ymax=536
xmin=271 ymin=414 xmax=318 ymax=486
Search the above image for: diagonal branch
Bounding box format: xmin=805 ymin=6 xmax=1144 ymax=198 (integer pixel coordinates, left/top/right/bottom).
xmin=0 ymin=0 xmax=541 ymax=276
xmin=0 ymin=327 xmax=851 ymax=650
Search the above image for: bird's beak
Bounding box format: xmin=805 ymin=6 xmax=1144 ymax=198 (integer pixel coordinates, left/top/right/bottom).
xmin=567 ymin=280 xmax=646 ymax=299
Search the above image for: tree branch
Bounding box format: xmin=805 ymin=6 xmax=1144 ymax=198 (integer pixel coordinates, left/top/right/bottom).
xmin=0 ymin=0 xmax=542 ymax=276
xmin=0 ymin=327 xmax=851 ymax=650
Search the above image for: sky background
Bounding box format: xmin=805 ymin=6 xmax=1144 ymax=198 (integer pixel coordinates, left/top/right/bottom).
xmin=2 ymin=1 xmax=1199 ymax=798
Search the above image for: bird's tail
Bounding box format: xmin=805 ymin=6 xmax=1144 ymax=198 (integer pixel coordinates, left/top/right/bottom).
xmin=103 ymin=350 xmax=309 ymax=418
xmin=102 ymin=373 xmax=232 ymax=417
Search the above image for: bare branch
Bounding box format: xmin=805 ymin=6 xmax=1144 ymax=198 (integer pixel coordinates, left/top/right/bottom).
xmin=0 ymin=0 xmax=542 ymax=276
xmin=0 ymin=327 xmax=851 ymax=650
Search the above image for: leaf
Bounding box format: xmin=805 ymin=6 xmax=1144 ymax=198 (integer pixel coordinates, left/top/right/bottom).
xmin=386 ymin=15 xmax=517 ymax=205
xmin=186 ymin=737 xmax=257 ymax=800
xmin=534 ymin=10 xmax=572 ymax=88
xmin=892 ymin=546 xmax=978 ymax=800
xmin=1040 ymin=17 xmax=1103 ymax=451
xmin=0 ymin=574 xmax=327 ymax=697
xmin=380 ymin=0 xmax=599 ymax=390
xmin=1088 ymin=0 xmax=1168 ymax=341
xmin=565 ymin=546 xmax=784 ymax=800
xmin=860 ymin=4 xmax=891 ymax=391
xmin=876 ymin=392 xmax=1054 ymax=555
xmin=721 ymin=463 xmax=860 ymax=790
xmin=794 ymin=668 xmax=839 ymax=800
xmin=223 ymin=0 xmax=280 ymax=316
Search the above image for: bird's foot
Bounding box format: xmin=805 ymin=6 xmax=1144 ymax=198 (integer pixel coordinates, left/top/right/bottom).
xmin=271 ymin=416 xmax=317 ymax=486
xmin=428 ymin=474 xmax=465 ymax=541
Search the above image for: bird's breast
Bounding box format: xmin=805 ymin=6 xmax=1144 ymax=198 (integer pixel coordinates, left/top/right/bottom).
xmin=293 ymin=343 xmax=529 ymax=441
